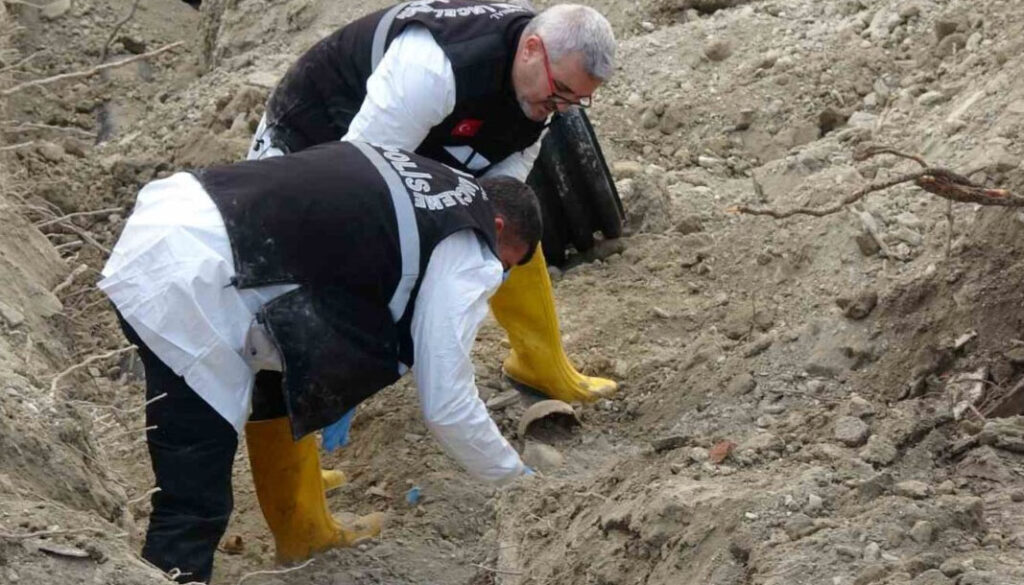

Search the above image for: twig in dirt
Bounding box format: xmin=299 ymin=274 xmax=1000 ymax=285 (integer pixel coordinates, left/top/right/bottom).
xmin=36 ymin=206 xmax=121 ymax=228
xmin=4 ymin=121 xmax=97 ymax=138
xmin=1 ymin=41 xmax=183 ymax=97
xmin=102 ymin=424 xmax=156 ymax=442
xmin=99 ymin=0 xmax=142 ymax=64
xmin=0 ymin=526 xmax=112 ymax=540
xmin=472 ymin=563 xmax=523 ymax=576
xmin=0 ymin=49 xmax=47 ymax=73
xmin=945 ymin=198 xmax=954 ymax=258
xmin=727 ymin=147 xmax=1024 ymax=219
xmin=236 ymin=559 xmax=315 ymax=585
xmin=49 ymin=344 xmax=136 ymax=399
xmin=126 ymin=487 xmax=160 ymax=507
xmin=0 ymin=140 xmax=34 ymax=151
xmin=853 ymin=145 xmax=928 ymax=168
xmin=573 ymin=490 xmax=609 ymax=502
xmin=47 ymin=218 xmax=110 ymax=254
xmin=51 ymin=263 xmax=89 ymax=295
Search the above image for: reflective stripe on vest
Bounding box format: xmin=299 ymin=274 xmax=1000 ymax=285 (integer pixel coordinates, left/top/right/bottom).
xmin=371 ymin=2 xmax=410 ymax=71
xmin=350 ymin=142 xmax=421 ymax=328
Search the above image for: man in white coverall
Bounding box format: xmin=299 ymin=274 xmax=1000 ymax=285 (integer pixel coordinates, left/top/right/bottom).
xmin=99 ymin=142 xmax=542 ymax=582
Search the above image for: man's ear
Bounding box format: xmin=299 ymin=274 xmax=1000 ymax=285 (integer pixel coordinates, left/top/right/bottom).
xmin=521 ymin=34 xmax=542 ymax=59
xmin=494 ymin=215 xmax=506 ymax=236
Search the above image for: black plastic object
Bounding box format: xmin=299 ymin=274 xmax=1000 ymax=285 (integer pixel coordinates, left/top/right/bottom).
xmin=526 ymin=108 xmax=624 ymax=268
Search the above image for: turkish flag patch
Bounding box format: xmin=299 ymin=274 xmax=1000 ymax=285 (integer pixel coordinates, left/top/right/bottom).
xmin=451 ymin=118 xmax=484 ymax=137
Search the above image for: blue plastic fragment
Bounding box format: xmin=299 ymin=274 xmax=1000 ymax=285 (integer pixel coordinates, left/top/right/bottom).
xmin=405 ymin=486 xmax=422 ymax=505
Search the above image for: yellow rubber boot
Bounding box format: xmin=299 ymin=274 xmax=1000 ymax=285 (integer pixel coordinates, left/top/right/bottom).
xmin=245 ymin=417 xmax=384 ymax=564
xmin=489 ymin=244 xmax=617 ymax=403
xmin=321 ymin=469 xmax=347 ymax=492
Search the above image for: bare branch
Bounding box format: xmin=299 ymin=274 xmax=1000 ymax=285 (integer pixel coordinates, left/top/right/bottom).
xmin=728 ymin=171 xmax=924 ymax=219
xmin=99 ymin=0 xmax=143 ymax=64
xmin=3 ymin=121 xmax=97 ymax=138
xmin=50 ymin=345 xmax=136 ymax=400
xmin=0 ymin=49 xmax=47 ymax=73
xmin=728 ymin=147 xmax=1024 ymax=219
xmin=36 ymin=206 xmax=121 ymax=228
xmin=51 ymin=263 xmax=89 ymax=295
xmin=237 ymin=559 xmax=315 ymax=585
xmin=0 ymin=140 xmax=34 ymax=152
xmin=1 ymin=41 xmax=183 ymax=97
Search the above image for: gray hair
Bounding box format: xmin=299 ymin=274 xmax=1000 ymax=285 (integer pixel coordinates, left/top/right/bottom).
xmin=523 ymin=4 xmax=616 ymax=81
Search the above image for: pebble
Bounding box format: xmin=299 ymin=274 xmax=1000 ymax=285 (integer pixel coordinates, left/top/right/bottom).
xmin=834 ymin=416 xmax=870 ymax=447
xmin=895 ymin=480 xmax=933 ymax=499
xmin=704 ymin=38 xmax=733 ymax=62
xmin=523 ymin=442 xmax=565 ymax=472
xmin=806 ymin=493 xmax=824 ymax=514
xmin=939 ymin=559 xmax=964 ymax=577
xmin=846 ymin=394 xmax=876 ymax=418
xmin=0 ymin=301 xmax=25 ymax=328
xmin=863 ymin=541 xmax=881 ymax=562
xmin=910 ymin=520 xmax=935 ymax=544
xmin=917 ymin=91 xmax=947 ymax=106
xmin=859 ymin=435 xmax=897 ymax=466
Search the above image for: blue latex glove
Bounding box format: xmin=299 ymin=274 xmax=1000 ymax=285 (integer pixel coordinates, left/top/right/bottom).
xmin=523 ymin=466 xmax=536 ymax=476
xmin=321 ymin=408 xmax=356 ymax=452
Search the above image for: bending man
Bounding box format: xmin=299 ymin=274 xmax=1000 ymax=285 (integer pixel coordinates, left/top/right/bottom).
xmin=250 ymin=0 xmax=618 ymax=403
xmin=99 ymin=141 xmax=540 ymax=582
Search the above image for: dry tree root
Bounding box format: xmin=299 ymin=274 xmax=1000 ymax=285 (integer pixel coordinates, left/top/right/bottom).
xmin=727 ymin=146 xmax=1024 ymax=219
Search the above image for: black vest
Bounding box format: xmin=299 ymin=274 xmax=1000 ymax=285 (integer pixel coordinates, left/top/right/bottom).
xmin=196 ymin=141 xmax=498 ymax=438
xmin=265 ymin=0 xmax=546 ymax=177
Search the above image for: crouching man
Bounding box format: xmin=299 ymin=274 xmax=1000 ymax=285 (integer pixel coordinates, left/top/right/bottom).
xmin=98 ymin=141 xmax=539 ymax=582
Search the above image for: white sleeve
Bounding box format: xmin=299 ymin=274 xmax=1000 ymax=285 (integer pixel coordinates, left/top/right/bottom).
xmin=480 ymin=136 xmax=543 ymax=182
xmin=411 ymin=230 xmax=525 ymax=484
xmin=342 ymin=25 xmax=457 ymax=151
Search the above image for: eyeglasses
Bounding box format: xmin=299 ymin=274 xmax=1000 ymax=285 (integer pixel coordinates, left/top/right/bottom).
xmin=537 ymin=37 xmax=593 ymax=109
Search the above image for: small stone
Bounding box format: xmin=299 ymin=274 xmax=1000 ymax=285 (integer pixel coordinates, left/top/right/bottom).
xmin=404 ymin=433 xmax=423 ymax=443
xmin=486 ymin=390 xmax=520 ymax=411
xmin=898 ymin=4 xmax=920 ymax=20
xmin=834 ymin=416 xmax=870 ymax=447
xmin=917 ymin=91 xmax=947 ymax=107
xmin=935 ymin=32 xmax=968 ymax=57
xmin=909 ymin=521 xmax=935 ymax=544
xmin=846 ymin=394 xmax=876 ymax=418
xmin=860 ymin=435 xmax=897 ymax=465
xmin=935 ymin=480 xmax=955 ymax=495
xmin=895 ymin=480 xmax=933 ymax=499
xmin=911 ymin=569 xmax=953 ymax=585
xmin=939 ymin=559 xmax=964 ymax=577
xmin=864 ymin=541 xmax=881 ymax=562
xmin=641 ymin=108 xmax=660 ymax=130
xmin=651 ymin=434 xmax=691 ymax=453
xmin=674 ymin=214 xmax=704 ymax=235
xmin=523 ymin=442 xmax=565 ymax=472
xmin=1010 ymin=490 xmax=1024 ymax=503
xmin=835 ymin=544 xmax=861 ymax=559
xmin=40 ymin=0 xmax=70 ymax=19
xmin=37 ymin=141 xmax=66 ymax=162
xmin=704 ymin=38 xmax=733 ymax=62
xmin=689 ymin=447 xmax=710 ymax=463
xmin=728 ymin=373 xmax=757 ymax=395
xmin=836 ymin=291 xmax=878 ymax=320
xmin=933 ymin=20 xmax=960 ymax=41
xmin=612 ymin=160 xmax=643 ymax=179
xmin=806 ymin=493 xmax=824 ymax=514
xmin=854 ymin=564 xmax=889 ymax=585
xmin=640 ymin=21 xmax=655 ymax=32
xmin=709 ymin=440 xmax=737 ymax=464
xmin=783 ymin=513 xmax=818 ymax=540
xmin=0 ymin=301 xmax=25 ymax=328
xmin=856 ymin=233 xmax=881 ymax=256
